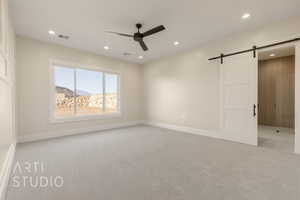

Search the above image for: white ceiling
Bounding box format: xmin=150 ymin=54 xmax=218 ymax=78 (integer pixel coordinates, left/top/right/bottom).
xmin=10 ymin=0 xmax=300 ymax=64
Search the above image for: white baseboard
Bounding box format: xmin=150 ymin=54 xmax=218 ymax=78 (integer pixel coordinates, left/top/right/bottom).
xmin=144 ymin=121 xmax=220 ymax=138
xmin=18 ymin=120 xmax=144 ymax=143
xmin=144 ymin=121 xmax=257 ymax=146
xmin=0 ymin=143 xmax=16 ymax=200
xmin=18 ymin=120 xmax=258 ymax=146
xmin=295 ymin=138 xmax=300 ymax=154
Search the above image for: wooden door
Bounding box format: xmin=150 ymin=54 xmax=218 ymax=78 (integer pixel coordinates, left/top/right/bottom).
xmin=258 ymin=56 xmax=295 ymax=128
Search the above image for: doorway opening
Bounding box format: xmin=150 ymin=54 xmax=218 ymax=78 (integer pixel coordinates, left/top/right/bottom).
xmin=257 ymin=46 xmax=295 ymax=153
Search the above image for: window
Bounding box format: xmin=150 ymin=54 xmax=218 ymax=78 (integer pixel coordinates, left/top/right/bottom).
xmin=105 ymin=73 xmax=118 ymax=113
xmin=55 ymin=66 xmax=75 ymax=117
xmin=76 ymin=69 xmax=103 ymax=116
xmin=52 ymin=63 xmax=120 ymax=120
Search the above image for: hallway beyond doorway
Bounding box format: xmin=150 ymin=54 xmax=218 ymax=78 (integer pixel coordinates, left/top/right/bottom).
xmin=258 ymin=125 xmax=294 ymax=153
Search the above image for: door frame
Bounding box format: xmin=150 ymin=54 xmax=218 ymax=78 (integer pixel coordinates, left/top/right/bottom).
xmin=257 ymin=42 xmax=300 ymax=154
xmin=295 ymin=42 xmax=300 ymax=154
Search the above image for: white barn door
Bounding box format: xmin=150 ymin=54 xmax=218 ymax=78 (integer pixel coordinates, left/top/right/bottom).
xmin=220 ymin=52 xmax=258 ymax=145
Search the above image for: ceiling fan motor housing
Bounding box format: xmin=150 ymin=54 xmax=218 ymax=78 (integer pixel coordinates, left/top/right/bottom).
xmin=134 ymin=23 xmax=143 ymax=42
xmin=134 ymin=32 xmax=143 ymax=42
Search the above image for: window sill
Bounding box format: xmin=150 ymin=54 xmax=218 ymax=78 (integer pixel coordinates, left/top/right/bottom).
xmin=50 ymin=112 xmax=122 ymax=124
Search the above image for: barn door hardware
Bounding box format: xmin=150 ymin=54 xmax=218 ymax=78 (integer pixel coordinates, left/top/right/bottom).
xmin=209 ymin=37 xmax=300 ymax=64
xmin=220 ymin=53 xmax=224 ymax=64
xmin=253 ymin=46 xmax=257 ymax=58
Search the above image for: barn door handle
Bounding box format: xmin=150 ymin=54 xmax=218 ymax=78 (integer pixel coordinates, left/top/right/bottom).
xmin=253 ymin=104 xmax=256 ymax=117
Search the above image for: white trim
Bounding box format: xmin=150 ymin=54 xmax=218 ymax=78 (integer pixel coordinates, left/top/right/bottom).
xmin=73 ymin=67 xmax=77 ymax=115
xmin=257 ymin=43 xmax=299 ymax=154
xmin=49 ymin=59 xmax=122 ymax=123
xmin=295 ymin=42 xmax=300 ymax=154
xmin=144 ymin=121 xmax=219 ymax=138
xmin=103 ymin=71 xmax=106 ymax=112
xmin=0 ymin=143 xmax=16 ymax=200
xmin=49 ymin=60 xmax=56 ymax=122
xmin=144 ymin=121 xmax=257 ymax=146
xmin=0 ymin=49 xmax=9 ymax=84
xmin=17 ymin=120 xmax=143 ymax=143
xmin=49 ymin=59 xmax=121 ymax=74
xmin=50 ymin=112 xmax=122 ymax=123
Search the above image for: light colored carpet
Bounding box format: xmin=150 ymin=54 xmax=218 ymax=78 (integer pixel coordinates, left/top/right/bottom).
xmin=7 ymin=125 xmax=300 ymax=200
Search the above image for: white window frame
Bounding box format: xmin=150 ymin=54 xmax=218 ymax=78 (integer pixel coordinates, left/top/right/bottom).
xmin=49 ymin=59 xmax=121 ymax=123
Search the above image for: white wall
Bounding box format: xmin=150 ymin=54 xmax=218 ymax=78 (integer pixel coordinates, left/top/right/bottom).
xmin=16 ymin=36 xmax=143 ymax=139
xmin=15 ymin=16 xmax=300 ymax=152
xmin=143 ymin=16 xmax=300 ymax=150
xmin=0 ymin=0 xmax=16 ymax=197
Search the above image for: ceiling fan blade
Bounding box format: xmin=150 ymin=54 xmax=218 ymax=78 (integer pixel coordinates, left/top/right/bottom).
xmin=106 ymin=31 xmax=133 ymax=37
xmin=139 ymin=40 xmax=148 ymax=51
xmin=142 ymin=25 xmax=165 ymax=37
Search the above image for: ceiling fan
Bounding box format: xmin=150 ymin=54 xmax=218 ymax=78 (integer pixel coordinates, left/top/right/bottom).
xmin=107 ymin=23 xmax=166 ymax=51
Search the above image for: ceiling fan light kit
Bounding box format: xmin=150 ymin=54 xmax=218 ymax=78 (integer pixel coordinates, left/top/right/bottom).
xmin=107 ymin=23 xmax=166 ymax=51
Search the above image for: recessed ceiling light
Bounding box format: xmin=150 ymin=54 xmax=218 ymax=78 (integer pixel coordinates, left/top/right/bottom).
xmin=138 ymin=55 xmax=143 ymax=59
xmin=270 ymin=53 xmax=276 ymax=57
xmin=174 ymin=41 xmax=180 ymax=46
xmin=104 ymin=46 xmax=109 ymax=50
xmin=58 ymin=34 xmax=70 ymax=40
xmin=123 ymin=52 xmax=131 ymax=56
xmin=242 ymin=13 xmax=251 ymax=19
xmin=48 ymin=30 xmax=56 ymax=35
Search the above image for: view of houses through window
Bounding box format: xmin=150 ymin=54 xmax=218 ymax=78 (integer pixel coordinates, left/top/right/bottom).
xmin=54 ymin=65 xmax=119 ymax=118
